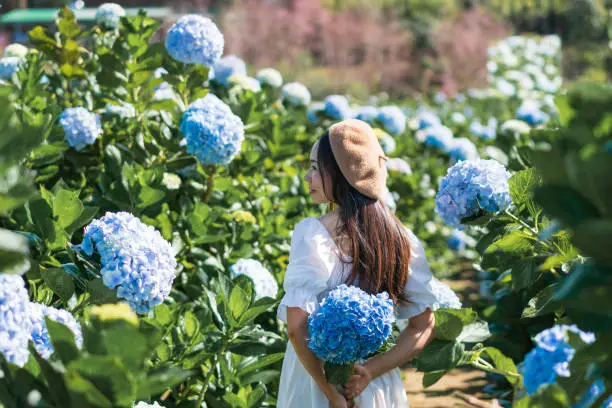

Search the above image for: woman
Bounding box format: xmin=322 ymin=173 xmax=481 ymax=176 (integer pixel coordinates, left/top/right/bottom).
xmin=276 ymin=119 xmax=438 ymax=408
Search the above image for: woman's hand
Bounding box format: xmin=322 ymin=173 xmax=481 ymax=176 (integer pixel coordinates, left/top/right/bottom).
xmin=343 ymin=364 xmax=373 ymax=400
xmin=325 ymin=387 xmax=351 ymax=408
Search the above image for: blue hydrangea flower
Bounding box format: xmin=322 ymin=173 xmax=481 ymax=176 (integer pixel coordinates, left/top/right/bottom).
xmin=449 ymin=138 xmax=479 ymax=162
xmin=95 ymin=3 xmax=126 ymax=29
xmin=3 ymin=44 xmax=28 ymax=58
xmin=377 ymin=106 xmax=406 ymax=135
xmin=516 ymin=100 xmax=549 ymax=126
xmin=212 ymin=55 xmax=246 ymax=86
xmin=470 ymin=119 xmax=497 ymax=140
xmin=59 ymin=107 xmax=103 ymax=151
xmin=229 ymin=259 xmax=279 ymax=300
xmin=417 ymin=111 xmax=441 ymax=130
xmin=81 ymin=212 xmax=177 ymax=314
xmin=29 ymin=303 xmax=82 ymax=359
xmin=324 ymin=95 xmax=354 ymax=120
xmin=435 ymin=159 xmax=512 ymax=229
xmin=573 ymin=380 xmax=606 ymax=408
xmin=256 ymin=68 xmax=283 ymax=88
xmin=180 ymin=93 xmax=245 ymax=165
xmin=308 ymin=284 xmax=394 ymax=364
xmin=165 ymin=15 xmax=224 ymax=66
xmin=356 ymin=106 xmax=378 ymax=124
xmin=0 ymin=57 xmax=23 ymax=80
xmin=307 ymin=102 xmax=324 ymax=124
xmin=423 ymin=125 xmax=454 ymax=153
xmin=104 ymin=102 xmax=136 ymax=118
xmin=0 ymin=275 xmax=32 ymax=367
xmin=522 ymin=325 xmax=595 ymax=395
xmin=429 ymin=278 xmax=462 ymax=309
xmin=450 ymin=112 xmax=466 ymax=125
xmin=281 ymin=82 xmax=311 ymax=107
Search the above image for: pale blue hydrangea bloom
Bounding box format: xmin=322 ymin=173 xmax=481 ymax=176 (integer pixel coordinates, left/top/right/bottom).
xmin=0 ymin=57 xmax=23 ymax=80
xmin=501 ymin=119 xmax=531 ymax=136
xmin=104 ymin=102 xmax=136 ymax=118
xmin=446 ymin=230 xmax=476 ymax=252
xmin=256 ymin=68 xmax=283 ymax=88
xmin=3 ymin=44 xmax=28 ymax=58
xmin=180 ymin=93 xmax=245 ymax=165
xmin=423 ymin=125 xmax=454 ymax=153
xmin=450 ymin=112 xmax=466 ymax=125
xmin=356 ymin=106 xmax=378 ymax=124
xmin=429 ymin=278 xmax=462 ymax=309
xmin=59 ymin=107 xmax=103 ymax=151
xmin=470 ymin=119 xmax=497 ymax=140
xmin=449 ymin=138 xmax=479 ymax=162
xmin=228 ymin=74 xmax=261 ymax=92
xmin=81 ymin=212 xmax=177 ymax=314
xmin=377 ymin=106 xmax=406 ymax=135
xmin=386 ymin=158 xmax=412 ymax=175
xmin=308 ymin=284 xmax=394 ymax=364
xmin=522 ymin=325 xmax=595 ymax=395
xmin=417 ymin=111 xmax=441 ymax=130
xmin=374 ymin=129 xmax=396 ymax=155
xmin=134 ymin=402 xmax=165 ymax=408
xmin=212 ymin=55 xmax=246 ymax=86
xmin=516 ymin=100 xmax=550 ymax=126
xmin=324 ymin=95 xmax=354 ymax=120
xmin=165 ymin=15 xmax=224 ymax=66
xmin=435 ymin=159 xmax=512 ymax=229
xmin=281 ymin=82 xmax=311 ymax=106
xmin=306 ymin=102 xmax=325 ymax=124
xmin=0 ymin=275 xmax=32 ymax=367
xmin=95 ymin=3 xmax=126 ymax=29
xmin=229 ymin=259 xmax=279 ymax=300
xmin=28 ymin=303 xmax=83 ymax=359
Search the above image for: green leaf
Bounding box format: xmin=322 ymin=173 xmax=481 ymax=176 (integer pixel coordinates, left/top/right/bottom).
xmin=154 ymin=303 xmax=172 ymax=326
xmin=433 ymin=311 xmax=463 ymax=341
xmin=87 ymin=279 xmax=119 ymax=305
xmin=46 ymin=318 xmax=79 ymax=365
xmin=135 ymin=366 xmax=193 ymax=400
xmin=422 ymin=370 xmax=447 ymax=388
xmin=41 ymin=268 xmax=75 ymax=301
xmin=65 ymin=206 xmax=98 ymax=235
xmin=184 ymin=310 xmax=199 ymax=338
xmin=415 ymin=340 xmax=464 ymax=372
xmin=456 ymin=321 xmax=491 ymax=343
xmin=30 ymin=343 xmax=71 ymax=407
xmin=230 ymin=277 xmax=253 ymax=322
xmin=511 ymin=256 xmax=542 ymax=290
xmin=247 ymin=383 xmax=267 ymax=408
xmin=239 ymin=353 xmax=284 ymax=377
xmin=324 ymin=362 xmax=354 ymax=385
xmin=482 ymin=347 xmax=519 ymax=385
xmin=238 ymin=297 xmax=277 ymax=326
xmin=64 ymin=371 xmax=113 ymax=408
xmin=510 ymin=168 xmax=541 ymax=208
xmin=68 ymin=356 xmax=136 ymax=406
xmin=522 ymin=284 xmax=559 ymax=319
xmin=486 ymin=229 xmax=533 ymax=254
xmin=0 ymin=229 xmax=29 ymax=274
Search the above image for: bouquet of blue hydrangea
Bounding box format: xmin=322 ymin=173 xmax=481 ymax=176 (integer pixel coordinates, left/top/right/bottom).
xmin=308 ymin=284 xmax=395 ymax=385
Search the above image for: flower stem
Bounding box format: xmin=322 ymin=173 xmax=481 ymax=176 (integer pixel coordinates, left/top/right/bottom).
xmin=470 ymin=357 xmax=521 ymax=380
xmin=202 ymin=165 xmax=216 ymax=203
xmin=503 ymin=209 xmax=539 ymax=236
xmin=196 ymin=353 xmax=218 ymax=408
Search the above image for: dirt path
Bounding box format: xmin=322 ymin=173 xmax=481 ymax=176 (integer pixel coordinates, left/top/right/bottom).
xmin=402 ymin=367 xmax=494 ymax=408
xmin=400 ymin=271 xmax=496 ymax=408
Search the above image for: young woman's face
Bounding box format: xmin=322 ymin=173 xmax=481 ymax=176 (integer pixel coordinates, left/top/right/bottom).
xmin=304 ymin=140 xmax=331 ymax=204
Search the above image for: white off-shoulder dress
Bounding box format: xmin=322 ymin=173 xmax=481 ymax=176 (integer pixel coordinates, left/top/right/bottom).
xmin=276 ymin=217 xmax=439 ymax=408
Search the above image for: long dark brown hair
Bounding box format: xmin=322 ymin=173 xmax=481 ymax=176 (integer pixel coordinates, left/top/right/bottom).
xmin=317 ymin=130 xmax=410 ymax=303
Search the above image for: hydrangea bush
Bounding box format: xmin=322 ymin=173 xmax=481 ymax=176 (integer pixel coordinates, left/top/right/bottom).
xmin=281 ymin=82 xmax=311 ymax=106
xmin=95 ymin=3 xmax=126 ymax=30
xmin=0 ymin=275 xmax=32 ymax=367
xmin=180 ymin=93 xmax=245 ymax=165
xmin=81 ymin=212 xmax=177 ymax=313
xmin=435 ymin=159 xmax=512 ymax=228
xmin=165 ymin=15 xmax=224 ymax=66
xmin=377 ymin=106 xmax=406 ymax=135
xmin=256 ymin=68 xmax=283 ymax=88
xmin=229 ymin=259 xmax=279 ymax=300
xmin=59 ymin=107 xmax=103 ymax=151
xmin=212 ymin=55 xmax=246 ymax=86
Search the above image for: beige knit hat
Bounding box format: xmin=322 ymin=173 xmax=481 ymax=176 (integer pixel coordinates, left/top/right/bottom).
xmin=329 ymin=119 xmax=388 ymax=200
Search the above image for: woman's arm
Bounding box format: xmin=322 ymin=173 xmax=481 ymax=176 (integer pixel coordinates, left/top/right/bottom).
xmin=285 ymin=307 xmax=342 ymax=401
xmin=364 ymin=307 xmax=436 ymax=379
